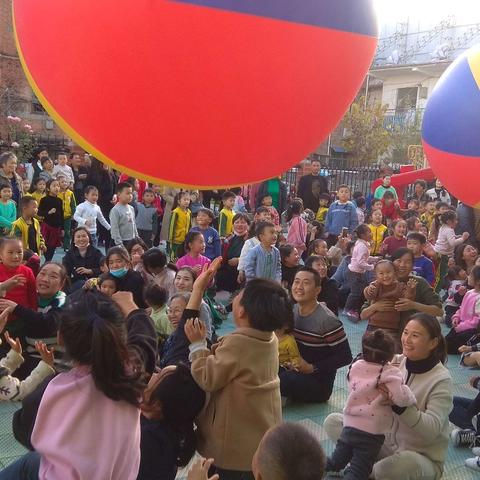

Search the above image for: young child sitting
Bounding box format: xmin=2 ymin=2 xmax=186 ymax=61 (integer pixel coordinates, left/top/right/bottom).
xmin=446 ymin=265 xmax=480 ymax=354
xmin=144 ymin=283 xmax=173 ymax=343
xmin=406 ymin=215 xmax=422 ymax=236
xmin=407 ymin=232 xmax=435 ymax=286
xmin=0 ymin=238 xmax=38 ymax=341
xmin=362 ymin=260 xmax=417 ymax=346
xmin=326 ymin=329 xmax=416 ymax=480
xmin=380 ymin=219 xmax=407 ymax=257
xmin=97 ymin=272 xmax=119 ymax=297
xmin=184 ymin=276 xmax=292 ymax=478
xmin=244 ymin=222 xmax=281 ymax=283
xmin=275 ymin=314 xmax=301 ymax=371
xmin=176 ymin=231 xmax=212 ymax=274
xmin=0 ymin=307 xmax=55 ymax=401
xmin=444 ymin=266 xmax=468 ymax=328
xmin=188 ymin=422 xmax=326 ymax=480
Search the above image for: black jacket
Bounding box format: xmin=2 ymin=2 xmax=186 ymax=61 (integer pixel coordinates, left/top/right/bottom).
xmin=117 ymin=269 xmax=147 ymax=309
xmin=62 ymin=245 xmax=104 ymax=283
xmin=297 ymin=174 xmax=329 ymax=212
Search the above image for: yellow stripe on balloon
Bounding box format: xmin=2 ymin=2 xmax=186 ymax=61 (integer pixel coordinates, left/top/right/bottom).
xmin=467 ymin=45 xmax=480 ymax=90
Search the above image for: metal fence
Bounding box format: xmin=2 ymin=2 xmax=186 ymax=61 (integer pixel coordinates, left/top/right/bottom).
xmin=283 ymin=165 xmax=380 ymax=196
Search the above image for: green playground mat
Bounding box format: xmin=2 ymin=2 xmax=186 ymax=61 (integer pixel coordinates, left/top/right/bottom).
xmin=0 ymin=298 xmax=478 ymax=478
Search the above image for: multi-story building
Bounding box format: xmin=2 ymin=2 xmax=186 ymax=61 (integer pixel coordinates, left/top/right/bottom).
xmin=313 ymin=10 xmax=480 ymax=166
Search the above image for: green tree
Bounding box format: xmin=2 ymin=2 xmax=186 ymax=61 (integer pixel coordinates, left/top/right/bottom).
xmin=342 ymin=97 xmax=391 ymax=166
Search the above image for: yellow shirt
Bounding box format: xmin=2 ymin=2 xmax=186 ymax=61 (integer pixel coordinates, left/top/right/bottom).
xmin=58 ymin=189 xmax=76 ymax=219
xmin=369 ymin=223 xmax=388 ymax=255
xmin=316 ymin=206 xmax=328 ymax=223
xmin=28 ymin=191 xmax=46 ymax=204
xmin=420 ymin=212 xmax=434 ymax=231
xmin=278 ymin=334 xmax=301 ymax=366
xmin=168 ymin=207 xmax=191 ymax=244
xmin=218 ymin=207 xmax=235 ymax=237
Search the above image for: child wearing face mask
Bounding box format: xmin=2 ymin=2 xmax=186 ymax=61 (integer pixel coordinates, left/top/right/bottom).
xmin=106 ymin=246 xmax=147 ymax=308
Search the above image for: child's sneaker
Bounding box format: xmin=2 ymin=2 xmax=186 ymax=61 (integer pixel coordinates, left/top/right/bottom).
xmin=344 ymin=310 xmax=360 ymax=322
xmin=451 ymin=428 xmax=477 ymax=447
xmin=465 ymin=456 xmax=480 ymax=471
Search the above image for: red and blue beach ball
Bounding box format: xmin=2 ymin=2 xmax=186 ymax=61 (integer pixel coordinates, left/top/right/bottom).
xmin=13 ymin=0 xmax=377 ymax=188
xmin=422 ymin=44 xmax=480 ymax=207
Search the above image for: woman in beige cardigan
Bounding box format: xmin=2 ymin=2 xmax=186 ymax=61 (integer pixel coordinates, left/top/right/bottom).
xmin=185 ymin=277 xmax=292 ymax=480
xmin=324 ymin=313 xmax=453 ymax=480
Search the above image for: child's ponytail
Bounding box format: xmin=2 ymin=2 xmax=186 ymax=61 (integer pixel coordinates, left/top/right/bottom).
xmin=59 ymin=290 xmax=145 ymax=406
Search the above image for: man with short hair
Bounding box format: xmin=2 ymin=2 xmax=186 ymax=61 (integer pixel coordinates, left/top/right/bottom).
xmin=374 ymin=174 xmax=398 ymax=200
xmin=279 ymin=268 xmax=352 ymax=403
xmin=297 ymin=159 xmax=329 ymax=212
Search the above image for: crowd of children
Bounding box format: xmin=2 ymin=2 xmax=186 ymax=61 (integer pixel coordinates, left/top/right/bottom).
xmin=1 ymin=151 xmax=480 ymax=478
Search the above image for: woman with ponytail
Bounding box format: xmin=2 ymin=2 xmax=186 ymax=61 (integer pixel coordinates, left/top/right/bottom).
xmin=0 ymin=290 xmax=147 ymax=480
xmin=138 ymin=364 xmax=206 ymax=479
xmin=325 ymin=313 xmax=453 ymax=480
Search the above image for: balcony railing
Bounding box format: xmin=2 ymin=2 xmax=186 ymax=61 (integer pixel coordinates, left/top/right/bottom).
xmin=383 ymin=108 xmax=425 ymax=132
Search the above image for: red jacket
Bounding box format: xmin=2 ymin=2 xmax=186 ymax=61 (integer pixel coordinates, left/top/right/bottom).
xmin=0 ymin=264 xmax=37 ymax=314
xmin=381 ymin=200 xmax=400 ymax=220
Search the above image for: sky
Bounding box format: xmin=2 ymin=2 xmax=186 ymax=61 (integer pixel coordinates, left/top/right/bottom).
xmin=374 ymin=0 xmax=480 ymax=30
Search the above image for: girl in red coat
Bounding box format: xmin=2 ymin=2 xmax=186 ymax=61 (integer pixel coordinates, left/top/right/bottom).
xmin=0 ymin=237 xmax=37 ymax=341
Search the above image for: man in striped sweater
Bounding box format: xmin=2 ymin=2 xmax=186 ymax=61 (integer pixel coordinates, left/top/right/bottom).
xmin=280 ymin=267 xmax=352 ymax=403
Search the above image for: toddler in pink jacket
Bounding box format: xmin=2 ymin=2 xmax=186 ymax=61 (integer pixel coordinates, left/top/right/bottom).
xmin=326 ymin=329 xmax=416 ymax=480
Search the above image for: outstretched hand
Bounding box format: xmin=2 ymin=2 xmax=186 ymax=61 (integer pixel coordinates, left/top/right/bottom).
xmin=193 ymin=257 xmax=222 ymax=292
xmin=4 ymin=331 xmax=22 ymax=354
xmin=187 ymin=458 xmax=219 ymax=480
xmin=35 ymin=341 xmax=55 ymax=366
xmin=0 ymin=275 xmax=27 ymax=294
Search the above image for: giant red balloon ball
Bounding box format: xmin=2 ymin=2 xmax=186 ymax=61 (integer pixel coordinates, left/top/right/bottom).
xmin=13 ymin=0 xmax=377 ymax=188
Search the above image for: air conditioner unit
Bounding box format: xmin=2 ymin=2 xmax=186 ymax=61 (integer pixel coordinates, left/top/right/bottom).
xmin=45 ymin=119 xmax=54 ymax=130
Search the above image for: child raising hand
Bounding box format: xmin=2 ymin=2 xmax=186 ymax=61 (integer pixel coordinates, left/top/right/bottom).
xmin=185 ymin=275 xmax=292 ymax=478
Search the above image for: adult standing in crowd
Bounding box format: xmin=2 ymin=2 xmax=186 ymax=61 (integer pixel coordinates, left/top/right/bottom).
xmin=324 ymin=313 xmax=452 ymax=479
xmin=408 ymin=179 xmax=429 ymax=204
xmin=427 ymin=178 xmax=451 ymax=205
xmin=256 ymin=177 xmax=287 ymax=215
xmin=0 ymin=152 xmax=24 ymax=205
xmin=70 ymin=152 xmax=89 ymax=203
xmin=26 ymin=148 xmax=48 ymax=185
xmin=86 ymin=158 xmax=118 ymax=247
xmin=279 ymin=268 xmax=352 ymax=403
xmin=297 ymin=159 xmax=329 ymax=212
xmin=374 ymin=174 xmax=398 ymax=200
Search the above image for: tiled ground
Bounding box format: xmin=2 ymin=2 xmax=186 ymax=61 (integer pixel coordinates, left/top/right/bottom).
xmin=0 ymin=277 xmax=479 ymax=477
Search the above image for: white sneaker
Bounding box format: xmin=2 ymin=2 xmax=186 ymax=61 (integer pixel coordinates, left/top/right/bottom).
xmin=465 ymin=456 xmax=480 ymax=471
xmin=450 ymin=428 xmax=477 ymax=447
